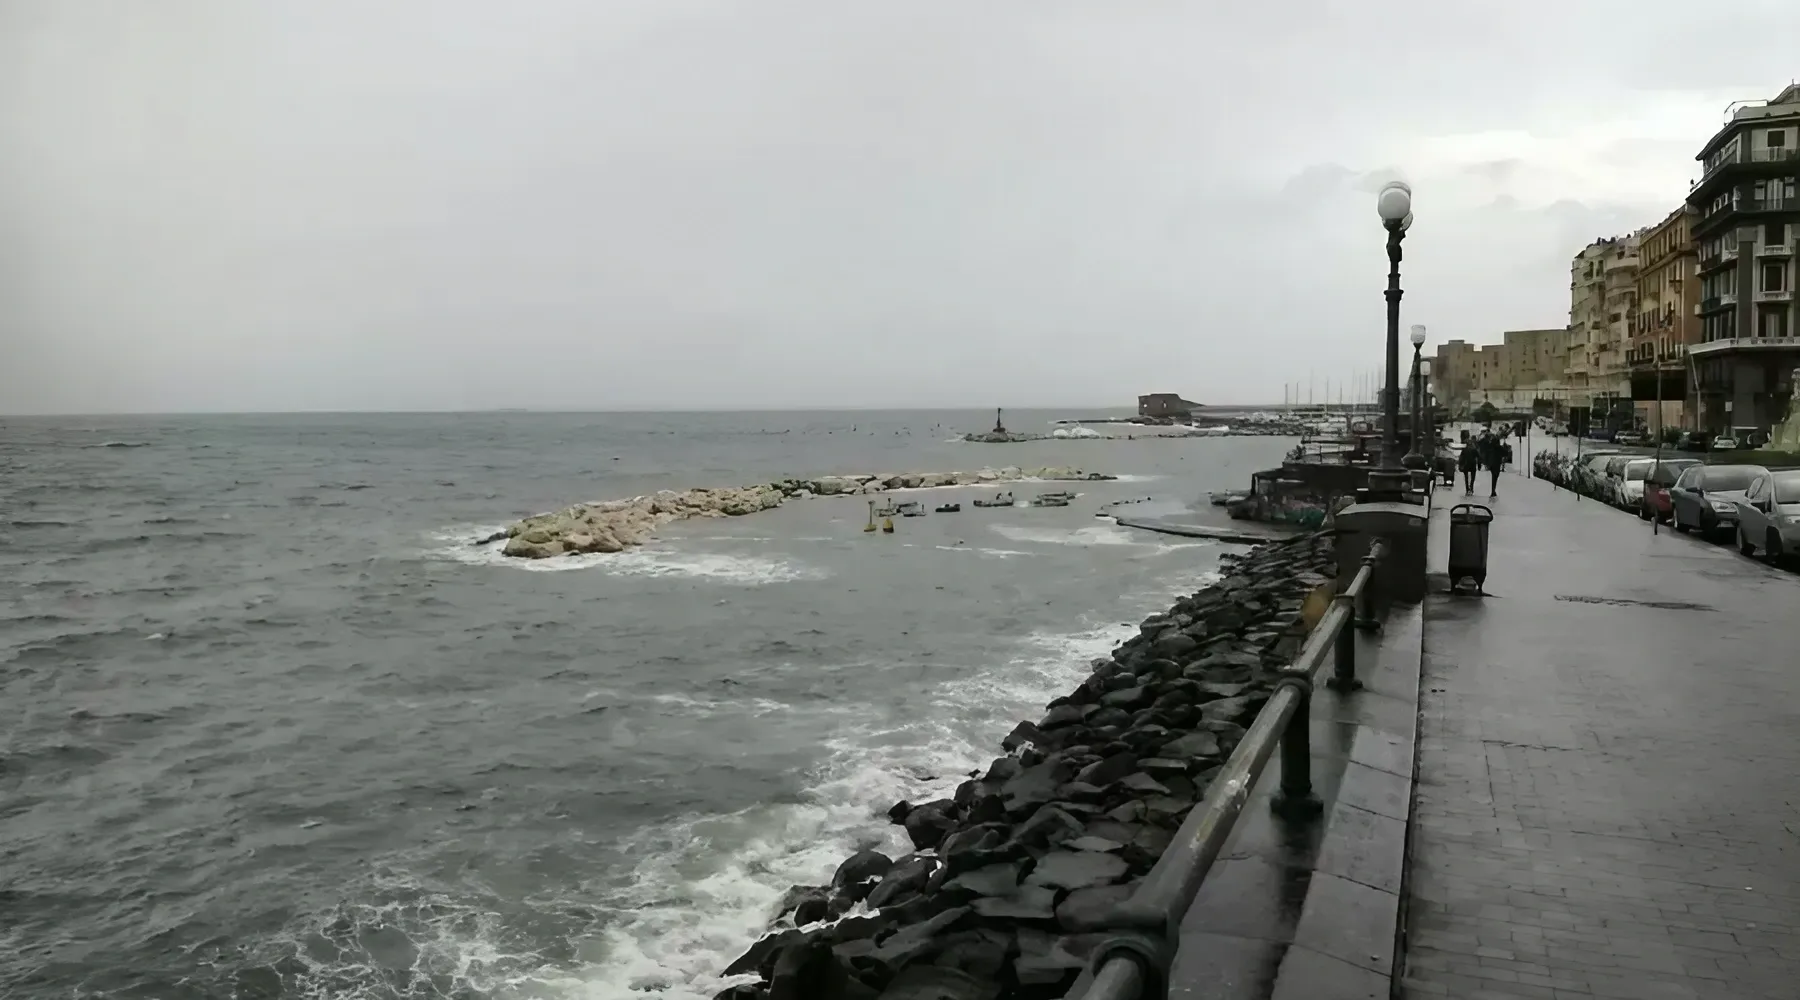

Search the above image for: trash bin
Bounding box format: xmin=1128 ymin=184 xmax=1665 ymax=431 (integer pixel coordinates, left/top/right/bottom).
xmin=1447 ymin=503 xmax=1493 ymax=594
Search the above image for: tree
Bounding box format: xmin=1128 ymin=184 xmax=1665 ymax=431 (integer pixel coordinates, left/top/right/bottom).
xmin=1473 ymin=401 xmax=1499 ymax=425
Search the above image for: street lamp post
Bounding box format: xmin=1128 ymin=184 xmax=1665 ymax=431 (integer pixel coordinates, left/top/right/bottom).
xmin=1370 ymin=181 xmax=1414 ymax=497
xmin=1403 ymin=325 xmax=1428 ymax=471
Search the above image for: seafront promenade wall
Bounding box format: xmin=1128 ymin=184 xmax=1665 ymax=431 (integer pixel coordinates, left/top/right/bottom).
xmin=712 ymin=532 xmax=1340 ymax=1000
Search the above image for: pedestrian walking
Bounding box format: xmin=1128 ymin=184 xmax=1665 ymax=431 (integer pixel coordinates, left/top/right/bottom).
xmin=1479 ymin=431 xmax=1504 ymax=498
xmin=1458 ymin=439 xmax=1480 ymax=495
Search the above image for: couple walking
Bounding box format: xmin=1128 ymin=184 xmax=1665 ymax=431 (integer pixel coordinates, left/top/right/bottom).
xmin=1457 ymin=430 xmax=1506 ymax=498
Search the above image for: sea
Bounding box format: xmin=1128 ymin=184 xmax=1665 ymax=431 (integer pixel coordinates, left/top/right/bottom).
xmin=0 ymin=410 xmax=1294 ymax=1000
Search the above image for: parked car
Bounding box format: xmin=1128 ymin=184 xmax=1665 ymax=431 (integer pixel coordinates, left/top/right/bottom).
xmin=1570 ymin=451 xmax=1619 ymax=496
xmin=1669 ymin=464 xmax=1761 ymax=538
xmin=1712 ymin=435 xmax=1741 ymax=451
xmin=1614 ymin=430 xmax=1647 ymax=446
xmin=1599 ymin=455 xmax=1638 ymax=506
xmin=1731 ymin=468 xmax=1800 ymax=563
xmin=1616 ymin=458 xmax=1659 ymax=510
xmin=1641 ymin=459 xmax=1700 ymax=522
xmin=1678 ymin=431 xmax=1714 ymax=452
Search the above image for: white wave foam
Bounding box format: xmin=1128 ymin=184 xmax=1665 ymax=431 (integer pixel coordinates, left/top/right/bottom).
xmin=931 ymin=545 xmax=1033 ymax=558
xmin=988 ymin=522 xmax=1206 ymax=554
xmin=424 ymin=528 xmax=830 ymax=584
xmin=550 ymin=609 xmax=1186 ymax=999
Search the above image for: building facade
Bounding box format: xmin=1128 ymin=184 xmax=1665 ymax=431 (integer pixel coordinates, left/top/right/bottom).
xmin=1431 ymin=340 xmax=1481 ymax=411
xmin=1631 ymin=205 xmax=1702 ymax=430
xmin=1686 ymin=83 xmax=1800 ymax=433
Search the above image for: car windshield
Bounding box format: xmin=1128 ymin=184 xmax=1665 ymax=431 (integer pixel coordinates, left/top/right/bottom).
xmin=1624 ymin=460 xmax=1654 ymax=481
xmin=1648 ymin=461 xmax=1696 ymax=485
xmin=1703 ymin=466 xmax=1757 ymax=492
xmin=1774 ymin=472 xmax=1800 ymax=503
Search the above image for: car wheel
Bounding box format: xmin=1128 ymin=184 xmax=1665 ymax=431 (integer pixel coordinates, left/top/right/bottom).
xmin=1739 ymin=527 xmax=1757 ymax=556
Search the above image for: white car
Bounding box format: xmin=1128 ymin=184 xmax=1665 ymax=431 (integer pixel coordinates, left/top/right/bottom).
xmin=1617 ymin=458 xmax=1658 ymax=509
xmin=1713 ymin=436 xmax=1740 ymax=451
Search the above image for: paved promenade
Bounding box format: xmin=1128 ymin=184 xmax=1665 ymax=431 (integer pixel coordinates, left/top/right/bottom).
xmin=1404 ymin=473 xmax=1800 ymax=999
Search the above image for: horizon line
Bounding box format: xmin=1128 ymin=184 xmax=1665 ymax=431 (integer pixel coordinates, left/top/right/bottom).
xmin=0 ymin=402 xmax=1352 ymax=419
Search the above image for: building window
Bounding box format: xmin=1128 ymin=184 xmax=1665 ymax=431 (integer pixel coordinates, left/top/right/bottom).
xmin=1761 ymin=309 xmax=1789 ymax=338
xmin=1764 ymin=262 xmax=1787 ymax=293
xmin=1771 ymin=130 xmax=1789 ymax=149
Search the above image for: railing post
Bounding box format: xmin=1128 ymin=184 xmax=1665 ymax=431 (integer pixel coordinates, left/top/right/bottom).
xmin=1353 ymin=548 xmax=1381 ymax=632
xmin=1326 ymin=594 xmax=1362 ymax=692
xmin=1269 ymin=673 xmax=1323 ymax=820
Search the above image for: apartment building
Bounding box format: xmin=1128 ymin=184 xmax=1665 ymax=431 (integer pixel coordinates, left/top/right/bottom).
xmin=1631 ymin=205 xmax=1701 ymax=430
xmin=1687 ymin=82 xmax=1800 ymax=433
xmin=1566 ymin=234 xmax=1641 ymax=421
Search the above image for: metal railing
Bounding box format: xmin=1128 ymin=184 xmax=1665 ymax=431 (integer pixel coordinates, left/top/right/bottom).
xmin=1065 ymin=538 xmax=1389 ymax=1000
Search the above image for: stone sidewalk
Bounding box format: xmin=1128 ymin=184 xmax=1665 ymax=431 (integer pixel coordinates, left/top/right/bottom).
xmin=1403 ymin=473 xmax=1800 ymax=999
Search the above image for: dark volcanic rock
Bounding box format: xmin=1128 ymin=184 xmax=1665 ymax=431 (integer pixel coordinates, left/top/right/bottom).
xmin=1098 ymin=685 xmax=1153 ymax=710
xmin=931 ymin=928 xmax=1013 ymax=979
xmin=1026 ymin=850 xmax=1129 ymax=890
xmin=1159 ymin=731 xmax=1221 ymax=759
xmin=832 ymin=851 xmax=893 ymax=895
xmin=1001 ymin=759 xmax=1075 ymax=815
xmin=1074 ymin=751 xmax=1137 ymax=787
xmin=775 ymin=884 xmax=833 ymax=925
xmin=866 ymin=855 xmax=936 ymax=909
xmin=1011 ymin=804 xmax=1084 ymax=848
xmin=881 ymin=965 xmax=1002 ymax=1000
xmin=1056 ymin=882 xmax=1137 ymax=932
xmin=971 ymin=885 xmax=1057 ymax=921
xmin=941 ymin=861 xmax=1022 ymax=898
xmin=1064 ymin=835 xmax=1124 ymax=853
xmin=1002 ymin=720 xmax=1047 ymax=751
xmin=903 ymin=804 xmax=958 ymax=850
xmin=1038 ymin=704 xmax=1089 ymax=729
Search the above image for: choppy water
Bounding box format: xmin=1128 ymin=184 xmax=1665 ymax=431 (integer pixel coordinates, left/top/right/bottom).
xmin=0 ymin=410 xmax=1291 ymax=1000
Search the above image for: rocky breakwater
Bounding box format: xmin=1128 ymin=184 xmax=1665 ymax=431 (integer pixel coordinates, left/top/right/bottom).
xmin=716 ymin=532 xmax=1337 ymax=1000
xmin=494 ymin=466 xmax=1115 ymax=559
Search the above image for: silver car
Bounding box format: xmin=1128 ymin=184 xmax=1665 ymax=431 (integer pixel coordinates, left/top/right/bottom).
xmin=1732 ymin=468 xmax=1800 ymax=563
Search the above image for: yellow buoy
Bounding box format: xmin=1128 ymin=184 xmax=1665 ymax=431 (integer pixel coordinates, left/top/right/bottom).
xmin=881 ymin=517 xmax=895 ymax=534
xmin=863 ymin=499 xmax=876 ymax=532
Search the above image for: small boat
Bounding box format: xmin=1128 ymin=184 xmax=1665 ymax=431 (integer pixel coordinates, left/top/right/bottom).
xmin=972 ymin=492 xmax=1015 ymax=508
xmin=897 ymin=501 xmax=927 ymax=518
xmin=1029 ymin=495 xmax=1072 ymax=508
xmin=934 ymin=503 xmax=961 ymax=513
xmin=872 ymin=500 xmax=901 ymax=518
xmin=1034 ymin=491 xmax=1077 ymax=503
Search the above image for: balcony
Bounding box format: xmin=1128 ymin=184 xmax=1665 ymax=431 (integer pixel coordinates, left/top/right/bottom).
xmin=1699 ymin=145 xmax=1800 ymax=182
xmin=1755 ymin=288 xmax=1794 ymax=303
xmin=1722 ymin=291 xmax=1739 ymax=305
xmin=1758 ymin=241 xmax=1794 ymax=257
xmin=1723 ymin=245 xmax=1740 ymax=262
xmin=1687 ymin=334 xmax=1800 ymax=357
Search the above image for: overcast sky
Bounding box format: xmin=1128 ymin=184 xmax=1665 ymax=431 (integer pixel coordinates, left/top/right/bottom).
xmin=2 ymin=1 xmax=1795 ymax=414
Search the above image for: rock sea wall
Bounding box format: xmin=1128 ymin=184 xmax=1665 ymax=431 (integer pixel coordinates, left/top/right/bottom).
xmin=495 ymin=467 xmax=1116 ymax=559
xmin=715 ymin=532 xmax=1338 ymax=1000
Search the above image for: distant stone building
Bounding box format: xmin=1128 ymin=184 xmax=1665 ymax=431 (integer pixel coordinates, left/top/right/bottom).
xmin=1138 ymin=393 xmax=1201 ymax=418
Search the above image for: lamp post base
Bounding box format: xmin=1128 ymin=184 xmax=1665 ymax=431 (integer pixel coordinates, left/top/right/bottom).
xmin=1363 ymin=468 xmax=1413 ymax=501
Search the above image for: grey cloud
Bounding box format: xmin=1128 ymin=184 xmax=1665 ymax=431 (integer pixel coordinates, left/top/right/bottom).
xmin=2 ymin=1 xmax=1796 ymax=414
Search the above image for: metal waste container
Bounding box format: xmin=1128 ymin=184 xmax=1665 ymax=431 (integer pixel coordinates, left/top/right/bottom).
xmin=1447 ymin=503 xmax=1493 ymax=594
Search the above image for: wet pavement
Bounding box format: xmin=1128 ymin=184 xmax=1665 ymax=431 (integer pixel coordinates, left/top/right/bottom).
xmin=1404 ymin=472 xmax=1800 ymax=999
xmin=1171 ymin=568 xmax=1425 ymax=999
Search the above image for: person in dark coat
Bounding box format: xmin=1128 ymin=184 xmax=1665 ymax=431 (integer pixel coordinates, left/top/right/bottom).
xmin=1478 ymin=431 xmax=1504 ymax=498
xmin=1457 ymin=438 xmax=1480 ymax=495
